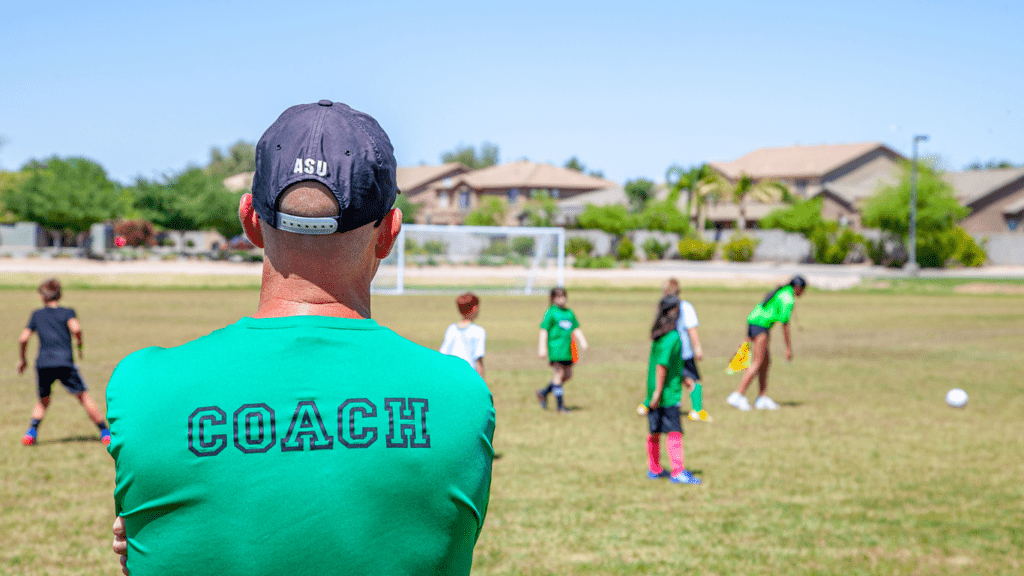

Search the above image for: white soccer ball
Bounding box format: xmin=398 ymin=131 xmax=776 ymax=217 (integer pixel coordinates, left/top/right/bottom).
xmin=945 ymin=388 xmax=968 ymax=408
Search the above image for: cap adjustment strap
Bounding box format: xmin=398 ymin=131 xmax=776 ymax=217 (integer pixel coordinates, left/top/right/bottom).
xmin=276 ymin=213 xmax=339 ymax=235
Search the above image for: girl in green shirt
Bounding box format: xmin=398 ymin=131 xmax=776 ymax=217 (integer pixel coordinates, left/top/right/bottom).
xmin=727 ymin=275 xmax=807 ymax=411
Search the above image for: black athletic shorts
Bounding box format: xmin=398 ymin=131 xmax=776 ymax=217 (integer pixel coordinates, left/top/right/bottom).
xmin=37 ymin=366 xmax=87 ymax=398
xmin=550 ymin=360 xmax=574 ymax=367
xmin=747 ymin=324 xmax=770 ymax=339
xmin=682 ymin=358 xmax=701 ymax=382
xmin=647 ymin=405 xmax=683 ymax=434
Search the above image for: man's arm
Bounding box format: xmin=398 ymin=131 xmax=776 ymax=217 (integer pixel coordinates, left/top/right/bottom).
xmin=687 ymin=327 xmax=703 ymax=361
xmin=474 ymin=357 xmax=485 ymax=380
xmin=538 ymin=329 xmax=548 ymax=358
xmin=17 ymin=328 xmax=32 ymax=374
xmin=68 ymin=318 xmax=83 ymax=359
xmin=782 ymin=322 xmax=793 ymax=361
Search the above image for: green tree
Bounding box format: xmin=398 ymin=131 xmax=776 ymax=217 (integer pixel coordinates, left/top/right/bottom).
xmin=132 ymin=168 xmax=243 ymax=240
xmin=394 ymin=193 xmax=419 ymax=224
xmin=521 ymin=190 xmax=558 ymax=227
xmin=441 ymin=142 xmax=500 ymax=170
xmin=564 ymin=156 xmax=605 ymax=178
xmin=5 ymin=157 xmax=126 ymax=245
xmin=464 ymin=196 xmax=506 ymax=226
xmin=665 ymin=163 xmax=720 ymax=232
xmin=206 ymin=141 xmax=256 ymax=181
xmin=624 ymin=178 xmax=655 ymax=212
xmin=965 ymin=159 xmax=1021 ymax=170
xmin=576 ymin=203 xmax=636 ymax=236
xmin=717 ymin=173 xmax=790 ymax=230
xmin=636 ymin=187 xmax=689 ymax=235
xmin=862 ymin=161 xmax=968 ymax=267
xmin=759 ymin=196 xmax=825 ymax=236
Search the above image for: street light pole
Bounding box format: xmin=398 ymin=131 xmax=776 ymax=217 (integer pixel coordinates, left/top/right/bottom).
xmin=907 ymin=134 xmax=929 ymax=275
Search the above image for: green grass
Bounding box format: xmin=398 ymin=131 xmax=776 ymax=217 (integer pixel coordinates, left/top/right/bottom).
xmin=2 ymin=286 xmax=1022 ymax=575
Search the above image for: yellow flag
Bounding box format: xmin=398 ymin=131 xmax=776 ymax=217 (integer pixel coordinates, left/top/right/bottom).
xmin=726 ymin=341 xmax=751 ymax=374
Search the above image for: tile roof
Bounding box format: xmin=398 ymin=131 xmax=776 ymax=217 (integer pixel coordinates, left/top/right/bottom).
xmin=444 ymin=160 xmax=616 ymax=191
xmin=942 ymin=168 xmax=1024 ymax=205
xmin=710 ymin=142 xmax=894 ymax=180
xmin=396 ymin=162 xmax=469 ymax=192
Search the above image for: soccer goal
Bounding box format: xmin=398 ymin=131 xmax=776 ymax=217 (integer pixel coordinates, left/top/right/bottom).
xmin=372 ymin=224 xmax=565 ymax=295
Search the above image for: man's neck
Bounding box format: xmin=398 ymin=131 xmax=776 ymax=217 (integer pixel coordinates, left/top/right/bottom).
xmin=252 ymin=262 xmax=371 ymax=319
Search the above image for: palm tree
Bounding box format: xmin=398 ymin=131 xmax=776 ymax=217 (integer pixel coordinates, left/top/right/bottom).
xmin=665 ymin=164 xmax=721 ymax=233
xmin=713 ymin=173 xmax=790 ymax=231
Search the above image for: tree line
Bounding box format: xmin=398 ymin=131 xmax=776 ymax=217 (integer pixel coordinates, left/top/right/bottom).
xmin=0 ymin=141 xmax=255 ymax=246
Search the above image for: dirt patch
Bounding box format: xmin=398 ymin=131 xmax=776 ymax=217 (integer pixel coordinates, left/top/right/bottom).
xmin=953 ymin=282 xmax=1024 ymax=294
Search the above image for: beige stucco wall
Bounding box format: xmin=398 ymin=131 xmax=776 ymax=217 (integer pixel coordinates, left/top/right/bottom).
xmin=961 ymin=183 xmax=1024 ymax=234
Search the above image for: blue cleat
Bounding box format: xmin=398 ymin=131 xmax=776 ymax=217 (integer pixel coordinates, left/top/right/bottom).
xmin=670 ymin=470 xmax=702 ymax=485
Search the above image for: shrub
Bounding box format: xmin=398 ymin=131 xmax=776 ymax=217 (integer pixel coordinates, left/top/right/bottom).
xmin=482 ymin=240 xmax=511 ymax=257
xmin=422 ymin=240 xmax=446 ymax=255
xmin=950 ymin=227 xmax=987 ymax=267
xmin=567 ymin=237 xmax=594 ymax=259
xmin=616 ymin=237 xmax=637 ymax=261
xmin=114 ymin=220 xmax=156 ymax=247
xmin=511 ymin=236 xmax=535 ymax=257
xmin=642 ymin=237 xmax=669 ymax=260
xmin=572 ymin=255 xmax=616 ymax=269
xmin=810 ymin=223 xmax=863 ymax=264
xmin=916 ymin=230 xmax=958 ymax=268
xmin=722 ymin=234 xmax=760 ymax=262
xmin=678 ymin=236 xmax=716 ymax=261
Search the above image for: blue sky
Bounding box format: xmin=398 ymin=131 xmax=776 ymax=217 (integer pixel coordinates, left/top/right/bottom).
xmin=2 ymin=1 xmax=1021 ymax=185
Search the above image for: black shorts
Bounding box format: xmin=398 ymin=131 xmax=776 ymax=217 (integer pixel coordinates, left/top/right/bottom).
xmin=747 ymin=324 xmax=770 ymax=339
xmin=550 ymin=360 xmax=574 ymax=367
xmin=37 ymin=366 xmax=87 ymax=398
xmin=682 ymin=358 xmax=701 ymax=382
xmin=647 ymin=405 xmax=683 ymax=434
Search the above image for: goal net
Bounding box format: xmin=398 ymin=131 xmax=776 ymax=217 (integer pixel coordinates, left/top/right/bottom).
xmin=372 ymin=224 xmax=565 ymax=294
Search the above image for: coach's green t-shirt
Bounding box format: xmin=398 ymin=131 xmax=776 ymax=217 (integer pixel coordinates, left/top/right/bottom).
xmin=645 ymin=331 xmax=684 ymax=408
xmin=539 ymin=305 xmax=579 ymax=362
xmin=747 ymin=285 xmax=795 ymax=328
xmin=106 ymin=315 xmax=495 ymax=576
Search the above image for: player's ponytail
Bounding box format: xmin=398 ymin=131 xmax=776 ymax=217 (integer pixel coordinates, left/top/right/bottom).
xmin=760 ymin=275 xmax=807 ymax=305
xmin=651 ymin=295 xmax=680 ymax=340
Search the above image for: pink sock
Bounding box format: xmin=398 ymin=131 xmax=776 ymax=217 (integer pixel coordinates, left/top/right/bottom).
xmin=667 ymin=432 xmax=684 ymax=475
xmin=646 ymin=434 xmax=662 ymax=474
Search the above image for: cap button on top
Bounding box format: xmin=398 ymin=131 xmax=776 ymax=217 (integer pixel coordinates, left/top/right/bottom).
xmin=318 ymin=100 xmax=333 ymax=107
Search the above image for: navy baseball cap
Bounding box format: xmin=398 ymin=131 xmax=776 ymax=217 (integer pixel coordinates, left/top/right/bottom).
xmin=251 ymin=100 xmax=399 ymax=235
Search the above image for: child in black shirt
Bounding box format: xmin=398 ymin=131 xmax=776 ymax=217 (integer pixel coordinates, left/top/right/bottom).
xmin=17 ymin=278 xmax=109 ymax=446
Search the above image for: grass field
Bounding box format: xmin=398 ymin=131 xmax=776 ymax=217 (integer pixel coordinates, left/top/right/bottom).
xmin=1 ymin=281 xmax=1022 ymax=575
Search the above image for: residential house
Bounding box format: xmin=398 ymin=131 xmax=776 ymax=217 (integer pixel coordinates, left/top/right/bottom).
xmin=944 ymin=168 xmax=1024 ymax=235
xmin=407 ymin=160 xmax=616 ymax=225
xmin=707 ymin=142 xmax=904 ymax=229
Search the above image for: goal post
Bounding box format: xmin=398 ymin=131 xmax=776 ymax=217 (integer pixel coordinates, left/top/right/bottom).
xmin=372 ymin=224 xmax=565 ymax=295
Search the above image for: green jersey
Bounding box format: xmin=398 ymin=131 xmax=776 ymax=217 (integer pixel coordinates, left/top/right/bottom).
xmin=106 ymin=315 xmax=494 ymax=576
xmin=747 ymin=285 xmax=796 ymax=328
xmin=540 ymin=305 xmax=579 ymax=362
xmin=645 ymin=331 xmax=684 ymax=408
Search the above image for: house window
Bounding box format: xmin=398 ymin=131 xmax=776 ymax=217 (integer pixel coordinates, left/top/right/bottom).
xmin=507 ymin=188 xmax=520 ymax=204
xmin=795 ymin=179 xmax=808 ymax=196
xmin=438 ymin=192 xmax=450 ymax=208
xmin=459 ymin=191 xmax=471 ymax=210
xmin=550 ymin=188 xmax=560 ymax=199
xmin=1008 ymin=217 xmax=1020 ymax=231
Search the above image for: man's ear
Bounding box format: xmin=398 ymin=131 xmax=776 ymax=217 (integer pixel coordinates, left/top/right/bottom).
xmin=375 ymin=208 xmax=402 ymax=259
xmin=238 ymin=193 xmax=264 ymax=248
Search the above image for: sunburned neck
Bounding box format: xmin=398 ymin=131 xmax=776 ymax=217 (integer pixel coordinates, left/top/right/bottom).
xmin=457 ymin=319 xmax=474 ymax=328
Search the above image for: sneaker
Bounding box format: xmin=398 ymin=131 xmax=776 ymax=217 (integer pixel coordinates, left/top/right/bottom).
xmin=688 ymin=409 xmax=714 ymax=422
xmin=100 ymin=429 xmax=111 ymax=446
xmin=670 ymin=470 xmax=702 ymax=485
xmin=727 ymin=392 xmax=752 ymax=411
xmin=535 ymin=391 xmax=548 ymax=410
xmin=647 ymin=470 xmax=669 ymax=480
xmin=556 ymin=407 xmax=569 ymax=415
xmin=22 ymin=428 xmax=37 ymax=446
xmin=754 ymin=396 xmax=779 ymax=410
